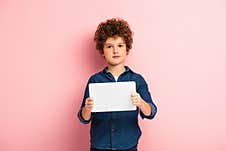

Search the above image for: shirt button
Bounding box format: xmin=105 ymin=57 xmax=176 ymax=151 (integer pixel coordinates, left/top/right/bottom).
xmin=111 ymin=128 xmax=115 ymax=132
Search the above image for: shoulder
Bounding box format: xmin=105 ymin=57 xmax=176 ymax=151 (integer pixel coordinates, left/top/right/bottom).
xmin=128 ymin=69 xmax=149 ymax=88
xmin=134 ymin=73 xmax=148 ymax=86
xmin=132 ymin=72 xmax=145 ymax=80
xmin=129 ymin=69 xmax=147 ymax=83
xmin=86 ymin=70 xmax=105 ymax=83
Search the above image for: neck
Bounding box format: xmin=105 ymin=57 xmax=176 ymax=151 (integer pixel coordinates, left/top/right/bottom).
xmin=107 ymin=64 xmax=126 ymax=77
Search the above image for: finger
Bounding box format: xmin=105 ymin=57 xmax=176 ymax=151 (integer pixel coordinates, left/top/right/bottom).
xmin=86 ymin=98 xmax=93 ymax=102
xmin=132 ymin=101 xmax=141 ymax=106
xmin=131 ymin=97 xmax=137 ymax=101
xmin=86 ymin=99 xmax=94 ymax=105
xmin=132 ymin=101 xmax=137 ymax=104
xmin=86 ymin=106 xmax=93 ymax=110
xmin=131 ymin=92 xmax=138 ymax=96
xmin=131 ymin=97 xmax=136 ymax=101
xmin=86 ymin=104 xmax=94 ymax=109
xmin=133 ymin=93 xmax=140 ymax=98
xmin=86 ymin=101 xmax=94 ymax=105
xmin=131 ymin=99 xmax=138 ymax=104
xmin=131 ymin=96 xmax=139 ymax=100
xmin=132 ymin=102 xmax=140 ymax=106
xmin=86 ymin=104 xmax=94 ymax=107
xmin=131 ymin=94 xmax=137 ymax=97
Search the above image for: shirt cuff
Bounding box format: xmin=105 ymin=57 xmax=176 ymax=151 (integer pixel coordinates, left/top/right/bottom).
xmin=140 ymin=103 xmax=157 ymax=119
xmin=77 ymin=108 xmax=91 ymax=124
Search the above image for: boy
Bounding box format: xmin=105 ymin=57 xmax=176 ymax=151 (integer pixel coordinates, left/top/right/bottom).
xmin=78 ymin=18 xmax=157 ymax=151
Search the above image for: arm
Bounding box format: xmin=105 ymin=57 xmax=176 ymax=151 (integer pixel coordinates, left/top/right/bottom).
xmin=77 ymin=76 xmax=94 ymax=124
xmin=132 ymin=75 xmax=158 ymax=119
xmin=81 ymin=98 xmax=94 ymax=120
xmin=131 ymin=92 xmax=151 ymax=116
xmin=140 ymin=97 xmax=152 ymax=116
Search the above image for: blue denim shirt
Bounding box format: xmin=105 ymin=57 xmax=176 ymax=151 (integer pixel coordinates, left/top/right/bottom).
xmin=77 ymin=66 xmax=157 ymax=150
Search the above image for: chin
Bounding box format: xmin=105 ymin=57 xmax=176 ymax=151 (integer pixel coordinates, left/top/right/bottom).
xmin=107 ymin=59 xmax=125 ymax=66
xmin=109 ymin=62 xmax=124 ymax=66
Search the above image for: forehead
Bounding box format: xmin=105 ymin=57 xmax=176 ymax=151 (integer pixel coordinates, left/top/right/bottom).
xmin=105 ymin=36 xmax=125 ymax=44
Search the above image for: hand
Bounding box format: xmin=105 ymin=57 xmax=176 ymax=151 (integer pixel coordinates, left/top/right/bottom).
xmin=131 ymin=92 xmax=143 ymax=108
xmin=84 ymin=97 xmax=94 ymax=112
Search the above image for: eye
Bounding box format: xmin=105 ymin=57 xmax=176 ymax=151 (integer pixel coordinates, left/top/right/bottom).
xmin=107 ymin=45 xmax=112 ymax=48
xmin=118 ymin=44 xmax=124 ymax=47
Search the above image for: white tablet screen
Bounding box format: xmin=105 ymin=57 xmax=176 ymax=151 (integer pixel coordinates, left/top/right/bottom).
xmin=89 ymin=81 xmax=136 ymax=112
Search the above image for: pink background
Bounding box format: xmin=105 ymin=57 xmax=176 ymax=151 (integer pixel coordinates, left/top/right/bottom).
xmin=1 ymin=0 xmax=226 ymax=151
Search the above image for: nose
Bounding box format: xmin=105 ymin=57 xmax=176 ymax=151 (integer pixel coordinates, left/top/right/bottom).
xmin=113 ymin=46 xmax=118 ymax=54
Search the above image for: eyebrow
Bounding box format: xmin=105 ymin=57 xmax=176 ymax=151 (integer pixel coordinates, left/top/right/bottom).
xmin=105 ymin=43 xmax=125 ymax=45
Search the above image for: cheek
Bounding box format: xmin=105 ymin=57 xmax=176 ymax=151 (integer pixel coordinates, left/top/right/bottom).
xmin=103 ymin=53 xmax=113 ymax=60
xmin=102 ymin=49 xmax=110 ymax=56
xmin=122 ymin=49 xmax=128 ymax=55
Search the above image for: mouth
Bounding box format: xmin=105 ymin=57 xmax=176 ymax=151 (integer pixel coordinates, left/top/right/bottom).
xmin=112 ymin=56 xmax=120 ymax=59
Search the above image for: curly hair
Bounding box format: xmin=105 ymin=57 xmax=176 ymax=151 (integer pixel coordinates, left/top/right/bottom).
xmin=94 ymin=18 xmax=133 ymax=53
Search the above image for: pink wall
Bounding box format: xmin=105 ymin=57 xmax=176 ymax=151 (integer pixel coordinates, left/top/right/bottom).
xmin=1 ymin=0 xmax=226 ymax=151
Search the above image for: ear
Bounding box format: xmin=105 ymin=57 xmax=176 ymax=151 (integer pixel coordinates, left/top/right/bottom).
xmin=99 ymin=51 xmax=105 ymax=58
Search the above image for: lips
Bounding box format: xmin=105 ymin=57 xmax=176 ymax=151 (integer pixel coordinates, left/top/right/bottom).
xmin=112 ymin=56 xmax=120 ymax=58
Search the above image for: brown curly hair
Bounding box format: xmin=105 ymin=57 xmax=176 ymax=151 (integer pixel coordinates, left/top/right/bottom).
xmin=94 ymin=18 xmax=133 ymax=53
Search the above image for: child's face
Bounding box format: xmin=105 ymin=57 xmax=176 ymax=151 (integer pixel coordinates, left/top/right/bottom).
xmin=102 ymin=36 xmax=128 ymax=66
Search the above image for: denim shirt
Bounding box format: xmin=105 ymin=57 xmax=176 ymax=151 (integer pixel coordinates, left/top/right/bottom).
xmin=77 ymin=66 xmax=157 ymax=150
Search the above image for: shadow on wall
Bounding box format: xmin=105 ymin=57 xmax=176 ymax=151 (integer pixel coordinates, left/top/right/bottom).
xmin=75 ymin=30 xmax=106 ymax=74
xmin=71 ymin=31 xmax=105 ymax=151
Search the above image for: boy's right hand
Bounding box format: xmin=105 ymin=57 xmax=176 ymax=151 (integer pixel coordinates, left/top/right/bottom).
xmin=84 ymin=97 xmax=94 ymax=112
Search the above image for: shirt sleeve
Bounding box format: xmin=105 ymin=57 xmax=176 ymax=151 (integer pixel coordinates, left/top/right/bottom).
xmin=137 ymin=75 xmax=158 ymax=120
xmin=77 ymin=76 xmax=94 ymax=124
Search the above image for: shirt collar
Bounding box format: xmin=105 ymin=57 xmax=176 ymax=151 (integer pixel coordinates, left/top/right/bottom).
xmin=102 ymin=66 xmax=134 ymax=74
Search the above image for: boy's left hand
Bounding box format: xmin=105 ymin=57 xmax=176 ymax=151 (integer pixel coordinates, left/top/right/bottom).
xmin=131 ymin=92 xmax=144 ymax=108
